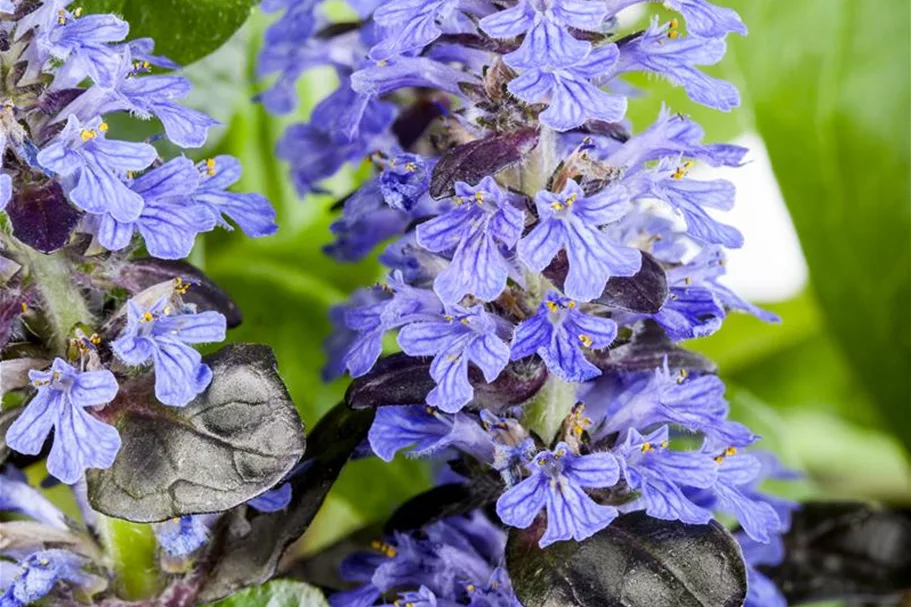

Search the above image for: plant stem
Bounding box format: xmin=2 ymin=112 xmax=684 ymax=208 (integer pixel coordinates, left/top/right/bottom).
xmin=18 ymin=246 xmax=93 ymax=354
xmin=524 ymin=375 xmax=576 ymax=444
xmin=97 ymin=516 xmax=164 ymax=601
xmin=518 ymin=125 xmax=577 ymax=441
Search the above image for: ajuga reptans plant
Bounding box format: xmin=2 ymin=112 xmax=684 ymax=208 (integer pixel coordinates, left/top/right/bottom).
xmin=255 ymin=1 xmax=798 ymax=607
xmin=7 ymin=1 xmax=902 ymax=606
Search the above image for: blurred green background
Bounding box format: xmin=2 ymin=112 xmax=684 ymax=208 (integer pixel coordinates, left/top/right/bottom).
xmin=95 ymin=0 xmax=911 ymax=566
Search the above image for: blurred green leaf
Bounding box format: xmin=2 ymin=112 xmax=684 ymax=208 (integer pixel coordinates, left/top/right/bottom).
xmin=206 ymin=579 xmax=329 ymax=607
xmin=83 ymin=0 xmax=257 ymax=65
xmin=725 ymin=0 xmax=911 ymax=450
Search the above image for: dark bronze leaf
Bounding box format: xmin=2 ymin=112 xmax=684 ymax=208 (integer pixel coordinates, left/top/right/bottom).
xmin=198 ymin=402 xmax=375 ymax=603
xmin=117 ymin=258 xmax=242 ymax=328
xmin=346 ymin=353 xmax=547 ymax=412
xmin=506 ymin=513 xmax=747 ymax=607
xmin=429 ymin=129 xmax=539 ymax=199
xmin=384 ymin=475 xmax=503 ymax=534
xmin=6 ymin=181 xmax=81 ymax=254
xmin=86 ymin=344 xmax=305 ymax=522
xmin=763 ymin=502 xmax=911 ymax=604
xmin=544 ymin=251 xmax=668 ymax=314
xmin=593 ymin=321 xmax=717 ymax=374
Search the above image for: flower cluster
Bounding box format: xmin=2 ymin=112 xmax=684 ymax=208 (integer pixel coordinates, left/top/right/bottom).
xmin=0 ymin=2 xmax=275 ymax=485
xmin=329 ymin=510 xmax=518 ymax=607
xmin=258 ymin=1 xmax=793 ymax=606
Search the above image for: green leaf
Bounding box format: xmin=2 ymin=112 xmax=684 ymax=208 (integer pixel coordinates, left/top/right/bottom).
xmin=82 ymin=0 xmax=257 ymax=65
xmin=206 ymin=580 xmax=329 ymax=607
xmin=724 ymin=0 xmax=911 ymax=450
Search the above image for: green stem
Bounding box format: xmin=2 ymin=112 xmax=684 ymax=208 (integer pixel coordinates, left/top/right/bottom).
xmin=97 ymin=516 xmax=164 ymax=601
xmin=518 ymin=126 xmax=577 ymax=441
xmin=18 ymin=247 xmax=93 ymax=354
xmin=525 ymin=376 xmax=576 ymax=444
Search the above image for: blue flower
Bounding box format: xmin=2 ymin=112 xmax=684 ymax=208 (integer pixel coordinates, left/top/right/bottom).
xmin=511 ymin=292 xmax=617 ymax=382
xmin=153 ymin=515 xmax=217 ymax=557
xmin=703 ymin=445 xmax=782 ymax=543
xmin=612 ymin=18 xmax=740 ymax=111
xmin=368 ymin=405 xmax=494 ymax=462
xmin=111 ymin=296 xmax=226 ymax=407
xmin=189 ymin=156 xmax=278 ymax=238
xmin=497 ymin=442 xmax=620 ymax=547
xmin=379 ymin=153 xmax=434 ymax=212
xmin=0 ymin=550 xmax=103 ymax=607
xmin=36 ymin=116 xmax=157 ymax=222
xmin=0 ymin=133 xmax=11 ymax=211
xmin=597 ymin=363 xmax=756 ymax=446
xmin=344 ymin=273 xmax=444 ymax=377
xmin=738 ymin=532 xmax=787 ymax=607
xmin=23 ymin=8 xmax=128 ymax=88
xmin=518 ymin=180 xmax=640 ymax=302
xmin=69 ymin=51 xmax=218 ymax=148
xmin=607 ymin=0 xmax=746 ymax=39
xmin=369 ymin=0 xmax=469 ymax=61
xmin=0 ymin=469 xmax=68 ymax=530
xmin=397 ymin=304 xmax=510 ymax=413
xmin=507 ymin=45 xmax=627 ymax=131
xmin=248 ymin=482 xmax=293 ymax=512
xmin=634 ymin=159 xmax=743 ymax=247
xmin=4 ymin=359 xmax=120 ymax=484
xmin=417 ymin=176 xmax=524 ymax=304
xmin=607 ymin=106 xmax=748 ymax=170
xmin=278 ymin=79 xmax=396 ymax=194
xmin=92 ymin=157 xmax=216 ymax=259
xmin=479 ymin=0 xmax=607 ymax=68
xmin=615 ymin=426 xmax=716 ymax=524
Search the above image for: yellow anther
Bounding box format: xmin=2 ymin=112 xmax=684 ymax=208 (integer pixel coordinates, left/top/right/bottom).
xmin=660 ymin=440 xmax=669 ymax=448
xmin=474 ymin=191 xmax=484 ymax=204
xmin=99 ymin=121 xmax=109 ymax=132
xmin=370 ymin=540 xmax=397 ymax=558
xmin=377 ymin=59 xmax=388 ymax=67
xmin=143 ymin=60 xmax=151 ymax=69
xmin=460 ymin=318 xmax=470 ymax=325
xmin=724 ymin=446 xmax=738 ymax=457
xmin=452 ymin=195 xmax=464 ymax=205
xmin=550 ymin=201 xmax=564 ymax=211
xmin=641 ymin=442 xmax=654 ymax=454
xmin=545 ymin=300 xmax=560 ymax=313
xmin=714 ymin=455 xmax=725 ymax=464
xmin=174 ymin=277 xmax=191 ymax=295
xmin=52 ymin=371 xmax=60 ymax=381
xmin=444 ymin=314 xmax=454 ymax=322
xmin=38 ymin=557 xmax=51 ymax=566
xmin=578 ymin=334 xmax=593 ymax=348
xmin=141 ymin=312 xmax=154 ymax=323
xmin=58 ymin=16 xmax=66 ymax=24
xmin=565 ymin=194 xmax=577 ymax=206
xmin=672 ymin=160 xmax=694 ymax=179
xmin=405 ymin=162 xmax=418 ymax=172
xmin=677 ymin=369 xmax=689 ymax=384
xmin=20 ymin=302 xmax=28 ymax=313
xmin=205 ymin=158 xmax=217 ymax=176
xmin=80 ymin=129 xmax=97 ymax=142
xmin=684 ymin=276 xmax=692 ymax=285
xmin=74 ymin=7 xmax=83 ymax=17
xmin=466 ymin=585 xmax=476 ymax=593
xmin=668 ymin=18 xmax=680 ymax=38
xmin=555 ymin=448 xmax=566 ymax=458
xmin=567 ymin=301 xmax=576 ymax=309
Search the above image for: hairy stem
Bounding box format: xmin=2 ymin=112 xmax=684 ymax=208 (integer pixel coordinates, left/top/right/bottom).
xmin=519 ymin=127 xmax=576 ymax=441
xmin=18 ymin=246 xmax=93 ymax=354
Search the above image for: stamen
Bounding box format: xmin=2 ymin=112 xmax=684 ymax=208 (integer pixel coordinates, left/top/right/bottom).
xmin=641 ymin=442 xmax=654 ymax=453
xmin=141 ymin=312 xmax=154 ymax=323
xmin=205 ymin=158 xmax=217 ymax=176
xmin=578 ymin=334 xmax=593 ymax=348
